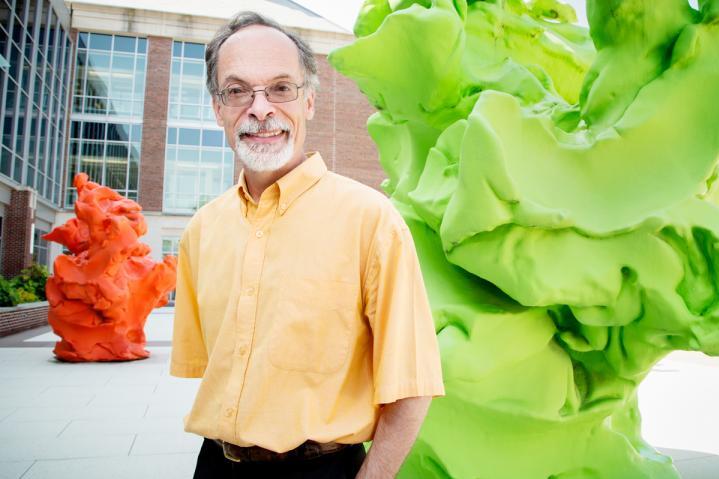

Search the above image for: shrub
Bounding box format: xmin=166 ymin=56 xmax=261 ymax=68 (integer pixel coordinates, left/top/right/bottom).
xmin=15 ymin=288 xmax=39 ymax=304
xmin=11 ymin=264 xmax=49 ymax=301
xmin=0 ymin=277 xmax=20 ymax=307
xmin=0 ymin=264 xmax=49 ymax=306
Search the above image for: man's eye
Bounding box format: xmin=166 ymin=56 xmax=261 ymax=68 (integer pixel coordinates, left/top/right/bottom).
xmin=227 ymin=87 xmax=249 ymax=96
xmin=272 ymin=83 xmax=292 ymax=92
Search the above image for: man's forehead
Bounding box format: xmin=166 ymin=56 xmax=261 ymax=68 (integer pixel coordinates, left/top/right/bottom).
xmin=217 ymin=25 xmax=302 ymax=85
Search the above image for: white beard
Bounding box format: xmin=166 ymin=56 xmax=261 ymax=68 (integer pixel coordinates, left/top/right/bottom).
xmin=233 ymin=118 xmax=295 ymax=172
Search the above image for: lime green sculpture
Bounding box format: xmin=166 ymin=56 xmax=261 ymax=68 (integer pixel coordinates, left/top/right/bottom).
xmin=329 ymin=1 xmax=719 ymax=478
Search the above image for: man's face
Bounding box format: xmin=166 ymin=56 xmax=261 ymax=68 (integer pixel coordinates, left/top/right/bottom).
xmin=212 ymin=25 xmax=315 ymax=172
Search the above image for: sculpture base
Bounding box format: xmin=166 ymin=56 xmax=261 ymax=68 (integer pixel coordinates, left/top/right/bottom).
xmin=52 ymin=338 xmax=151 ymax=362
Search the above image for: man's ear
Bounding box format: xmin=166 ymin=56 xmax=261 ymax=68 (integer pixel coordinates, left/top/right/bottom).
xmin=212 ymin=96 xmax=224 ymax=127
xmin=305 ymin=88 xmax=315 ymax=121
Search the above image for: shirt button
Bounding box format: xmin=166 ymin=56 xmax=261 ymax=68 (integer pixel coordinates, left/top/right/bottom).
xmin=255 ymin=230 xmax=264 ymax=238
xmin=224 ymin=407 xmax=235 ymax=418
xmin=280 ymin=203 xmax=288 ymax=211
xmin=246 ymin=287 xmax=255 ymax=296
xmin=238 ymin=346 xmax=248 ymax=356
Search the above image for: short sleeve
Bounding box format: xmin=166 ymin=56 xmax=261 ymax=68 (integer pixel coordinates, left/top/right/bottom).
xmin=363 ymin=207 xmax=445 ymax=404
xmin=170 ymin=229 xmax=208 ymax=378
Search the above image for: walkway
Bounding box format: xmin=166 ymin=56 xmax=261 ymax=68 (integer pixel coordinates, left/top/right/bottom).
xmin=0 ymin=308 xmax=717 ymax=478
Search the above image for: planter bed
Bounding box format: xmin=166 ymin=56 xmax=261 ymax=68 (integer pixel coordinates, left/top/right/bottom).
xmin=0 ymin=301 xmax=49 ymax=337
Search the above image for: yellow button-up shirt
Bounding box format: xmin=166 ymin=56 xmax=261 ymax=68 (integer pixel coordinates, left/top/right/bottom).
xmin=170 ymin=153 xmax=444 ymax=453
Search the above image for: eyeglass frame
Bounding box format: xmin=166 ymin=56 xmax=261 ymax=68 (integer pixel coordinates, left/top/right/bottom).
xmin=215 ymin=81 xmax=306 ymax=107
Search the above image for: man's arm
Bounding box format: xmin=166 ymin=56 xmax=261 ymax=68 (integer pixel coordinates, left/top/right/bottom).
xmin=356 ymin=395 xmax=432 ymax=479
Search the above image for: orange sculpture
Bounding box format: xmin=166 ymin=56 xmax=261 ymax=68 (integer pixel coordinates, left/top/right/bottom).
xmin=44 ymin=173 xmax=177 ymax=362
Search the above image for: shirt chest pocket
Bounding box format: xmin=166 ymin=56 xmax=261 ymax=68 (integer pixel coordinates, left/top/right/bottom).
xmin=268 ymin=279 xmax=358 ymax=375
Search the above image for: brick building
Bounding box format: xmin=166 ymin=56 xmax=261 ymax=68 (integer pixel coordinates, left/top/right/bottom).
xmin=0 ymin=0 xmax=379 ymax=276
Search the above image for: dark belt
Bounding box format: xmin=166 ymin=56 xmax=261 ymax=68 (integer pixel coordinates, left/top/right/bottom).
xmin=215 ymin=439 xmax=349 ymax=463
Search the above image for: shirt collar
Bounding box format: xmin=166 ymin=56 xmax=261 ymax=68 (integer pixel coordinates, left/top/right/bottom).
xmin=237 ymin=152 xmax=327 ymax=216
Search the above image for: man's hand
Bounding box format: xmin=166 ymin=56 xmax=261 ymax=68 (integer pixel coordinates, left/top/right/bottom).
xmin=355 ymin=396 xmax=432 ymax=479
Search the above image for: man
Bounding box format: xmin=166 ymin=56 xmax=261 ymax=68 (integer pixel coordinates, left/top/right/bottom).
xmin=171 ymin=11 xmax=444 ymax=479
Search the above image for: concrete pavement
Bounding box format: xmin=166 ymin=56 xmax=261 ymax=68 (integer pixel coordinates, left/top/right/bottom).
xmin=0 ymin=307 xmax=717 ymax=478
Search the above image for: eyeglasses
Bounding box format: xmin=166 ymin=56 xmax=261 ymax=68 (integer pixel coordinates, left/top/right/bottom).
xmin=216 ymin=81 xmax=305 ymax=107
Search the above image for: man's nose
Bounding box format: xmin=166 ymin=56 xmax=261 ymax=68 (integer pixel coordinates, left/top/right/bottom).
xmin=247 ymin=91 xmax=275 ymax=122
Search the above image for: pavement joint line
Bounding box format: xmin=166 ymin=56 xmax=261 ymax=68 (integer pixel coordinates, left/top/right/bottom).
xmin=120 ymin=451 xmax=199 ymax=458
xmin=18 ymin=460 xmax=35 ymax=479
xmin=55 ymin=420 xmax=72 ymax=438
xmin=128 ymin=433 xmax=138 ymax=456
xmin=0 ymin=408 xmax=17 ymax=424
xmin=673 ymin=455 xmax=715 ymax=463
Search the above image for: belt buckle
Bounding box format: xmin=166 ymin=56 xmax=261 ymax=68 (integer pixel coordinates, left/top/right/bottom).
xmin=220 ymin=440 xmax=244 ymax=463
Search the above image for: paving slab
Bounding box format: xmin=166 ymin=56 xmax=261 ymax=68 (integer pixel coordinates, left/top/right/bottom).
xmin=0 ymin=307 xmax=717 ymax=478
xmin=672 ymin=455 xmax=719 ymax=479
xmin=0 ymin=461 xmax=34 ymax=479
xmin=59 ymin=417 xmax=183 ymax=437
xmin=0 ymin=419 xmax=69 ymax=440
xmin=21 ymin=454 xmax=197 ymax=479
xmin=130 ymin=431 xmax=203 ymax=455
xmin=0 ymin=434 xmax=135 ymax=461
xmin=7 ymin=403 xmax=149 ymax=422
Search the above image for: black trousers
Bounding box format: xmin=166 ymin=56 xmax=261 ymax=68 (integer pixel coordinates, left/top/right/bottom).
xmin=193 ymin=439 xmax=366 ymax=479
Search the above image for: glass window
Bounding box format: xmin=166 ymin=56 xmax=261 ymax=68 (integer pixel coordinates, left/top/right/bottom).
xmin=113 ymin=35 xmax=135 ymax=53
xmin=178 ymin=128 xmax=200 ymax=146
xmin=82 ymin=121 xmax=105 ymax=140
xmin=177 ymin=146 xmax=200 ymax=163
xmin=131 ymin=124 xmax=142 ymax=142
xmin=168 ymin=41 xmax=214 ymax=122
xmin=202 ymin=129 xmax=223 ymax=147
xmin=0 ymin=147 xmax=11 ymax=177
xmin=128 ymin=150 xmax=138 ymax=190
xmin=105 ymin=143 xmax=128 ymax=189
xmin=111 ymin=53 xmax=134 ymax=73
xmin=162 ymin=237 xmax=180 ymax=300
xmin=163 ymin=127 xmax=234 ymax=214
xmin=89 ymin=32 xmax=112 ymax=50
xmin=183 ymin=42 xmax=204 ymax=59
xmin=172 ymin=41 xmax=182 ymax=57
xmin=8 ymin=42 xmax=21 ymax=80
xmin=107 ymin=123 xmax=129 ymax=142
xmin=1 ymin=5 xmax=9 ymax=33
xmin=68 ymin=32 xmax=147 ymax=206
xmin=180 ymin=104 xmax=200 ymax=119
xmin=80 ymin=141 xmax=103 ymax=183
xmin=33 ymin=227 xmax=50 ymax=267
xmin=165 ymin=42 xmax=235 ymax=214
xmin=87 ymin=50 xmax=110 ymax=70
xmin=12 ymin=154 xmax=22 ymax=182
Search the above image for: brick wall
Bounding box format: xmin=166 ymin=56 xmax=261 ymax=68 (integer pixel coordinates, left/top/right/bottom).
xmin=1 ymin=189 xmax=35 ymax=278
xmin=139 ymin=36 xmax=173 ymax=212
xmin=0 ymin=302 xmax=49 ymax=337
xmin=306 ymin=55 xmax=383 ymax=191
xmin=136 ymin=48 xmax=383 ymax=207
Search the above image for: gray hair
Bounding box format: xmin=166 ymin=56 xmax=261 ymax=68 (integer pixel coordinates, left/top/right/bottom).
xmin=205 ymin=11 xmax=320 ymax=97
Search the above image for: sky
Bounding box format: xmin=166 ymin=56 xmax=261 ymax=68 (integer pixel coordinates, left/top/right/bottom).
xmin=295 ymin=0 xmax=589 ymax=32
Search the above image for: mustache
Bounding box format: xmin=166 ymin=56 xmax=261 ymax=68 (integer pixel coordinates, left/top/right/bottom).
xmin=236 ymin=117 xmax=291 ymax=136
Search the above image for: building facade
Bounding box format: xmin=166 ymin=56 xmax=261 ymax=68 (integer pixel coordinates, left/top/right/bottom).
xmin=0 ymin=0 xmax=379 ymax=277
xmin=0 ymin=0 xmax=73 ymax=277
